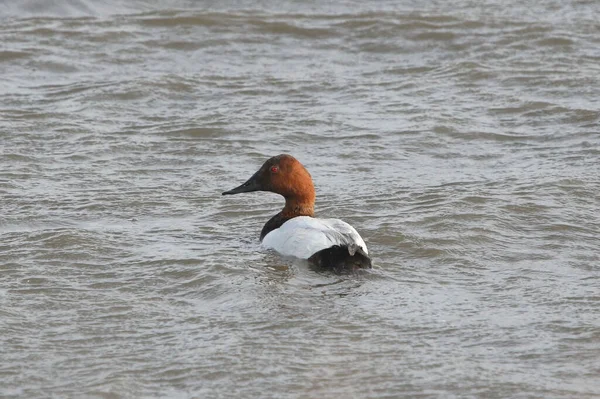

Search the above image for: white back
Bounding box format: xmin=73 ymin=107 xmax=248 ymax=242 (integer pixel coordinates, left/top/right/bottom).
xmin=261 ymin=216 xmax=368 ymax=259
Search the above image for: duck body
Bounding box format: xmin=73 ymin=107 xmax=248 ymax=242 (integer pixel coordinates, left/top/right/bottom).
xmin=222 ymin=154 xmax=371 ymax=271
xmin=262 ymin=216 xmax=368 ymax=259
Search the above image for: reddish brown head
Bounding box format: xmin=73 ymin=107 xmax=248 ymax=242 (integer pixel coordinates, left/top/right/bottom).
xmin=222 ymin=154 xmax=315 ymax=217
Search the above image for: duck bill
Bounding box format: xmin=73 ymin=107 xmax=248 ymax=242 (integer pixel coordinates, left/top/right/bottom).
xmin=222 ymin=171 xmax=261 ymax=195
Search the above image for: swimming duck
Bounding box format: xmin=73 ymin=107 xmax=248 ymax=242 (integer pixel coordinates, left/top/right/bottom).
xmin=222 ymin=154 xmax=371 ymax=270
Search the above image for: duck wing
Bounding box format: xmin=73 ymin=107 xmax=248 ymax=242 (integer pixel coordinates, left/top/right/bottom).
xmin=261 ymin=216 xmax=368 ymax=259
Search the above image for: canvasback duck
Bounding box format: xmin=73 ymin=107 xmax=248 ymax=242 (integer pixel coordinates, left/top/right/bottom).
xmin=222 ymin=154 xmax=371 ymax=271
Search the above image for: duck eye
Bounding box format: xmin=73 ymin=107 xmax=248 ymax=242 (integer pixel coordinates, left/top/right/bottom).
xmin=270 ymin=166 xmax=279 ymax=173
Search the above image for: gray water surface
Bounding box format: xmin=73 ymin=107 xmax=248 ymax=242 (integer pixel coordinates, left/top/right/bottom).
xmin=1 ymin=0 xmax=599 ymax=398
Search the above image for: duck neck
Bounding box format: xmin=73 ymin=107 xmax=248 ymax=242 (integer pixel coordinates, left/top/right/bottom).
xmin=282 ymin=196 xmax=315 ymax=218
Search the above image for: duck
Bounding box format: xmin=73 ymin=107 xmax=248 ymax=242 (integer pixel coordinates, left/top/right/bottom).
xmin=222 ymin=154 xmax=371 ymax=271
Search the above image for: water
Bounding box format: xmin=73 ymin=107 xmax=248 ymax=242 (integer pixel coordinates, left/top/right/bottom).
xmin=1 ymin=0 xmax=599 ymax=397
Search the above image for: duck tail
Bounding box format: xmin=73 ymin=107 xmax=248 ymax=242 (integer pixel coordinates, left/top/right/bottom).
xmin=308 ymin=245 xmax=372 ymax=273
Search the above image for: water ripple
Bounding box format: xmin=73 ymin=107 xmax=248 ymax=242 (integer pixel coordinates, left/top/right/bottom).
xmin=1 ymin=1 xmax=600 ymax=398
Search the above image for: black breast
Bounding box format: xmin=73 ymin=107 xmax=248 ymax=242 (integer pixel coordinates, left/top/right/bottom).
xmin=260 ymin=212 xmax=291 ymax=241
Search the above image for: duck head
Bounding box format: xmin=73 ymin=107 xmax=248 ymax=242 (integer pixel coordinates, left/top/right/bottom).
xmin=222 ymin=154 xmax=316 ymax=216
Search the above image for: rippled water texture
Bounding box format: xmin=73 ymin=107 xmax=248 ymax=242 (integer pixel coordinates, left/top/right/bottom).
xmin=1 ymin=0 xmax=599 ymax=397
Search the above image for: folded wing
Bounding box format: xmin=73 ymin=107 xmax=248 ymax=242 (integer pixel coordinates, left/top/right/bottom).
xmin=262 ymin=216 xmax=368 ymax=259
